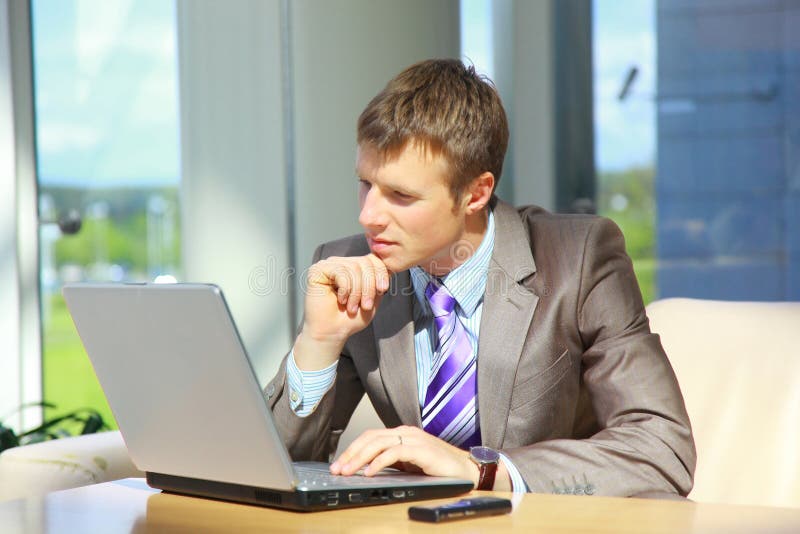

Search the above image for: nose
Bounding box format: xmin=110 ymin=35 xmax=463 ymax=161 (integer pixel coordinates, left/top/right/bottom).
xmin=358 ymin=186 xmax=388 ymax=231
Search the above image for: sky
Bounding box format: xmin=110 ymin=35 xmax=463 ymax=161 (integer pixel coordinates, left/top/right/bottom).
xmin=32 ymin=0 xmax=180 ymax=187
xmin=31 ymin=0 xmax=654 ymax=187
xmin=592 ymin=0 xmax=657 ymax=172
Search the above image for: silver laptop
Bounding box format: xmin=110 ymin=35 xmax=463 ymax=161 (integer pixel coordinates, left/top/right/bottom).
xmin=62 ymin=283 xmax=472 ymax=511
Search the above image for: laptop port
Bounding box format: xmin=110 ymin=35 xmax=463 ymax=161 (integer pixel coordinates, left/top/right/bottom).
xmin=326 ymin=491 xmax=339 ymax=507
xmin=369 ymin=489 xmax=389 ymax=501
xmin=391 ymin=489 xmax=406 ymax=499
xmin=348 ymin=492 xmax=363 ymax=503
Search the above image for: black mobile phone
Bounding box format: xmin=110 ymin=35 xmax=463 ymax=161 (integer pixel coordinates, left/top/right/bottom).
xmin=408 ymin=496 xmax=512 ymax=523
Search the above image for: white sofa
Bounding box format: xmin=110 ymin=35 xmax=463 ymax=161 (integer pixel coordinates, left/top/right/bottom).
xmin=646 ymin=298 xmax=800 ymax=509
xmin=0 ymin=430 xmax=142 ymax=502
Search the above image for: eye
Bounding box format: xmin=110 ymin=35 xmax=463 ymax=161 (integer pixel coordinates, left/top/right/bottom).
xmin=358 ymin=179 xmax=372 ymax=190
xmin=393 ymin=190 xmax=413 ymax=200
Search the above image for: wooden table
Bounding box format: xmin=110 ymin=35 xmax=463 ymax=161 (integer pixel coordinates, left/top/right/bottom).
xmin=1 ymin=478 xmax=799 ymax=533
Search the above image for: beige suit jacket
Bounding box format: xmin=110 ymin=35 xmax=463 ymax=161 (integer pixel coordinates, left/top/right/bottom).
xmin=265 ymin=199 xmax=696 ymax=497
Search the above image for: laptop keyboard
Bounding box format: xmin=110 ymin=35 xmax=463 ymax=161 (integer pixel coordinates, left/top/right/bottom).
xmin=294 ymin=464 xmax=416 ymax=488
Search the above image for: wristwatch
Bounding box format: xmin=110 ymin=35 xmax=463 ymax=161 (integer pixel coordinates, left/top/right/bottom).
xmin=469 ymin=446 xmax=500 ymax=490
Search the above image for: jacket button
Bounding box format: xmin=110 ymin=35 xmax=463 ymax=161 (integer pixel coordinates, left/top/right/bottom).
xmin=266 ymin=383 xmax=276 ymax=398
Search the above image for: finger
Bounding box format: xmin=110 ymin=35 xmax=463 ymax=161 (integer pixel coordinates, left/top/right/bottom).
xmin=344 ymin=262 xmax=363 ymax=314
xmin=367 ymin=254 xmax=391 ymax=293
xmin=363 ymin=446 xmax=412 ymax=477
xmin=331 ymin=426 xmax=412 ymax=473
xmin=330 ymin=428 xmax=379 ymax=474
xmin=386 ymin=461 xmax=423 ymax=473
xmin=359 ymin=258 xmax=377 ymax=310
xmin=306 ymin=261 xmax=336 ymax=297
xmin=329 ymin=263 xmax=357 ymax=308
xmin=332 ymin=429 xmax=403 ymax=475
xmin=337 ymin=434 xmax=405 ymax=476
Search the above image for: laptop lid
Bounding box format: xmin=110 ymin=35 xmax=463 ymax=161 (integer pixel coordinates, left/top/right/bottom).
xmin=62 ymin=282 xmax=298 ymax=490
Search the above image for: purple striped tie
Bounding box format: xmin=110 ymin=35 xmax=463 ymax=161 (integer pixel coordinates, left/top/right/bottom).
xmin=421 ymin=280 xmax=481 ymax=449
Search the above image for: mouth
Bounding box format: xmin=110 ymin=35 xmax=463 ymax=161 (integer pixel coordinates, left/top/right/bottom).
xmin=366 ymin=235 xmax=397 ymax=253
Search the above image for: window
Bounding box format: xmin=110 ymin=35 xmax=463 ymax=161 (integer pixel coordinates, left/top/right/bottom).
xmin=32 ymin=0 xmax=181 ymax=428
xmin=593 ymin=0 xmax=657 ymax=302
xmin=594 ymin=0 xmax=799 ymax=302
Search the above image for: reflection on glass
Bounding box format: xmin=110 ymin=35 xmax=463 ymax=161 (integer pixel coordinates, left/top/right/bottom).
xmin=32 ymin=0 xmax=181 ymax=430
xmin=595 ymin=0 xmax=799 ymax=302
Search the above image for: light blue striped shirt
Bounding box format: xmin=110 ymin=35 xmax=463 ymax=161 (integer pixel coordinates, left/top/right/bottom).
xmin=286 ymin=209 xmax=527 ymax=492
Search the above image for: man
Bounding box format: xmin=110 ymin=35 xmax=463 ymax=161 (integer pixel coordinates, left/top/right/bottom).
xmin=265 ymin=59 xmax=695 ymax=496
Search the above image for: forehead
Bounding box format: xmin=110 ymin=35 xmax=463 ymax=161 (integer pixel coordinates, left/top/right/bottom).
xmin=356 ymin=142 xmax=451 ymax=188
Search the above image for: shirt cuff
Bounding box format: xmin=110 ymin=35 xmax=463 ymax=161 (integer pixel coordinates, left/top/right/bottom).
xmin=499 ymin=453 xmax=529 ymax=493
xmin=286 ymin=350 xmax=338 ymax=417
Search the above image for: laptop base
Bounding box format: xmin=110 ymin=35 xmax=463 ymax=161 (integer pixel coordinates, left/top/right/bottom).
xmin=147 ymin=472 xmax=473 ymax=512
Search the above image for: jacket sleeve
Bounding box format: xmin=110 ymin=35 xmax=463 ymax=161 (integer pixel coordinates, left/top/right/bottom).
xmin=264 ymin=244 xmax=366 ymax=462
xmin=264 ymin=349 xmax=364 ymax=462
xmin=503 ymin=217 xmax=696 ymax=497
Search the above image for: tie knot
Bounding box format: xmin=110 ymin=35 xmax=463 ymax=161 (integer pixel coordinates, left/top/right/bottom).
xmin=425 ymin=280 xmax=456 ymax=316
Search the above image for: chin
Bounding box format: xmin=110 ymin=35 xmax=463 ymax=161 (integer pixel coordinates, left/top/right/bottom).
xmin=380 ymin=257 xmax=412 ymax=273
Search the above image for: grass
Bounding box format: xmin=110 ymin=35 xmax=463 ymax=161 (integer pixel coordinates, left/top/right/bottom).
xmin=597 ymin=166 xmax=657 ymax=305
xmin=42 ymin=293 xmax=117 ymax=433
xmin=631 ymin=258 xmax=656 ymax=305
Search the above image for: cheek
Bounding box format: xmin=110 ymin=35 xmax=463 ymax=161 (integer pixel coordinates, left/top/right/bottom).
xmin=400 ymin=208 xmax=440 ymax=239
xmin=405 ymin=210 xmax=458 ymax=251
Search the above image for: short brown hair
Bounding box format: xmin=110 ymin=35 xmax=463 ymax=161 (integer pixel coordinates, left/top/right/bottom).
xmin=357 ymin=59 xmax=509 ymax=200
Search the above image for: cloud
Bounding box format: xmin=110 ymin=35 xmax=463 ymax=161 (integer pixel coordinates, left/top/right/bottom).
xmin=127 ymin=67 xmax=179 ymax=125
xmin=37 ymin=122 xmax=102 ymax=153
xmin=75 ymin=0 xmax=135 ymax=77
xmin=74 ymin=0 xmax=175 ymax=79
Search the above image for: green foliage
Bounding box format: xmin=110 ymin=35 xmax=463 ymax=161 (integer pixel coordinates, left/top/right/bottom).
xmin=597 ymin=166 xmax=657 ymax=304
xmin=45 ymin=186 xmax=181 ymax=273
xmin=55 ymin=217 xmax=143 ymax=267
xmin=43 ymin=294 xmax=117 ymax=433
xmin=0 ymin=401 xmax=109 ymax=453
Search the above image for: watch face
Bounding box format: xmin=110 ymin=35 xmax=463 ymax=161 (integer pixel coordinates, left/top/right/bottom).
xmin=470 ymin=446 xmax=500 ymax=463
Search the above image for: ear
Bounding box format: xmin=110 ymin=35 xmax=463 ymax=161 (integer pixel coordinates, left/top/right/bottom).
xmin=462 ymin=172 xmax=495 ymax=215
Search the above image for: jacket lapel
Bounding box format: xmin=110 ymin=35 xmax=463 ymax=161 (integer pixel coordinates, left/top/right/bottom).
xmin=373 ymin=270 xmax=422 ymax=427
xmin=478 ymin=200 xmax=539 ymax=449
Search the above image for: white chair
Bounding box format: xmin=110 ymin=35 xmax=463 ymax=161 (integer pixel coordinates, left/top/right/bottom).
xmin=0 ymin=430 xmax=143 ymax=502
xmin=646 ymin=298 xmax=800 ymax=509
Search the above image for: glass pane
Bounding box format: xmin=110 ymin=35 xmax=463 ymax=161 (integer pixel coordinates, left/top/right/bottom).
xmin=594 ymin=0 xmax=799 ymax=303
xmin=32 ymin=0 xmax=181 ymax=432
xmin=653 ymin=0 xmax=798 ymax=300
xmin=593 ymin=0 xmax=658 ymax=304
xmin=460 ymin=0 xmax=495 ymax=78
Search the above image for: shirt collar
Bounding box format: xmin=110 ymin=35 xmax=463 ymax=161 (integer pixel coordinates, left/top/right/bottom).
xmin=410 ymin=208 xmax=495 ymax=318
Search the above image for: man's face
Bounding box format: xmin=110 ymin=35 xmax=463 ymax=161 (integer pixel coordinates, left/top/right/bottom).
xmin=356 ymin=142 xmax=469 ymax=275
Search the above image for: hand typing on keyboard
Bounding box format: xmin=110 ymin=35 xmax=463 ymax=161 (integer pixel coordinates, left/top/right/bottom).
xmin=329 ymin=425 xmax=497 ymax=488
